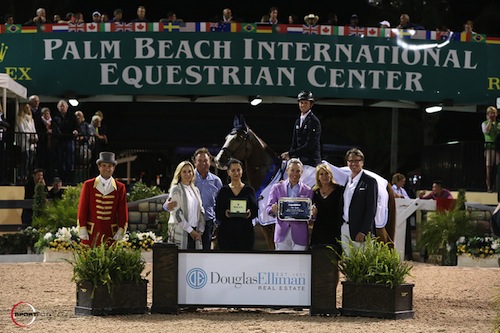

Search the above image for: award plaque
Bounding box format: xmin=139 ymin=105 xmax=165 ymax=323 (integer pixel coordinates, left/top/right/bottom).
xmin=229 ymin=199 xmax=247 ymax=217
xmin=278 ymin=197 xmax=312 ymax=221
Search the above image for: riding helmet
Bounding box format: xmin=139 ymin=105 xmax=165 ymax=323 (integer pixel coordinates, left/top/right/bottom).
xmin=297 ymin=90 xmax=314 ymax=102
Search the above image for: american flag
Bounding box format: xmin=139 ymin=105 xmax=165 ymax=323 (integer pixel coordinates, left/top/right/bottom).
xmin=68 ymin=23 xmax=85 ymax=32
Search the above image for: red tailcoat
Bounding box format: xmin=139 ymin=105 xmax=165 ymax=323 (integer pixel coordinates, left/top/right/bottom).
xmin=77 ymin=177 xmax=128 ymax=246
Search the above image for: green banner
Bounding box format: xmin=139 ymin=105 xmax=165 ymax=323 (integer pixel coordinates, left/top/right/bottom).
xmin=0 ymin=32 xmax=499 ymax=104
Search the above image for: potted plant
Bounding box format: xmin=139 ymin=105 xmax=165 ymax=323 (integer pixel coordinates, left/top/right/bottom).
xmin=35 ymin=226 xmax=80 ymax=262
xmin=338 ymin=234 xmax=414 ymax=319
xmin=68 ymin=242 xmax=149 ymax=316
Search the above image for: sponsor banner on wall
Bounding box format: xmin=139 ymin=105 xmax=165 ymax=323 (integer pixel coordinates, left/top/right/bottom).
xmin=178 ymin=252 xmax=311 ymax=306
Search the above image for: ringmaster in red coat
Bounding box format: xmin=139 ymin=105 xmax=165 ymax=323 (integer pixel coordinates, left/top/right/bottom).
xmin=77 ymin=151 xmax=128 ymax=246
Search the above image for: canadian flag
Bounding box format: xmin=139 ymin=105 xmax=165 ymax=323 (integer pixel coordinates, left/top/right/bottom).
xmin=319 ymin=25 xmax=332 ymax=35
xmin=85 ymin=23 xmax=98 ymax=32
xmin=134 ymin=22 xmax=147 ymax=32
xmin=366 ymin=27 xmax=379 ymax=37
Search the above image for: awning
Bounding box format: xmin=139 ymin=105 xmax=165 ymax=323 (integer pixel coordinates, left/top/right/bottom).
xmin=0 ymin=73 xmax=27 ymax=118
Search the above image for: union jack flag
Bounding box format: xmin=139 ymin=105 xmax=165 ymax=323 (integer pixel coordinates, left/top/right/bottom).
xmin=302 ymin=24 xmax=319 ymax=34
xmin=114 ymin=22 xmax=133 ymax=32
xmin=68 ymin=23 xmax=85 ymax=32
xmin=348 ymin=26 xmax=366 ymax=37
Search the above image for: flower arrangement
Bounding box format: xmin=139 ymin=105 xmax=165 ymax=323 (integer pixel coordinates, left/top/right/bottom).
xmin=35 ymin=226 xmax=80 ymax=252
xmin=456 ymin=236 xmax=500 ymax=259
xmin=117 ymin=231 xmax=162 ymax=252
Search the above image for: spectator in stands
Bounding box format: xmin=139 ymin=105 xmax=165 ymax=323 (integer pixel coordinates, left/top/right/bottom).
xmin=74 ymin=111 xmax=92 ymax=166
xmin=91 ymin=11 xmax=101 ymax=23
xmin=160 ymin=12 xmax=183 ymax=23
xmin=268 ymin=7 xmax=278 ymax=24
xmin=89 ymin=114 xmax=107 ymax=176
xmin=481 ymin=106 xmax=499 ymax=192
xmin=380 ymin=20 xmax=391 ymax=28
xmin=101 ymin=14 xmax=109 ymax=23
xmin=0 ymin=103 xmax=10 ymax=185
xmin=304 ymin=13 xmax=319 ymax=26
xmin=217 ymin=8 xmax=240 ymax=23
xmin=419 ymin=180 xmax=453 ymax=199
xmin=131 ymin=6 xmax=149 ymax=22
xmin=463 ymin=20 xmax=476 ymax=34
xmin=15 ymin=104 xmax=38 ymax=183
xmin=288 ymin=14 xmax=298 ymax=24
xmin=109 ymin=9 xmax=123 ymax=23
xmin=22 ymin=168 xmax=47 ymax=225
xmin=260 ymin=14 xmax=270 ymax=23
xmin=24 ymin=8 xmax=48 ymax=26
xmin=53 ymin=100 xmax=77 ymax=184
xmin=392 ymin=173 xmax=410 ymax=199
xmin=47 ymin=177 xmax=64 ymax=200
xmin=60 ymin=12 xmax=75 ymax=24
xmin=38 ymin=107 xmax=57 ymax=181
xmin=4 ymin=14 xmax=14 ymax=25
xmin=349 ymin=14 xmax=360 ymax=27
xmin=74 ymin=12 xmax=84 ymax=23
xmin=326 ymin=13 xmax=338 ymax=25
xmin=53 ymin=15 xmax=61 ymax=24
xmin=396 ymin=14 xmax=424 ymax=30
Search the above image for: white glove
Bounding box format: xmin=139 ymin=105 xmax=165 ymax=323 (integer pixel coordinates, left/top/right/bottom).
xmin=79 ymin=227 xmax=89 ymax=241
xmin=113 ymin=228 xmax=124 ymax=241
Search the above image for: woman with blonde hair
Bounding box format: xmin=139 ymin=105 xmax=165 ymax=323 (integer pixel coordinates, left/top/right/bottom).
xmin=310 ymin=163 xmax=344 ymax=252
xmin=164 ymin=160 xmax=205 ymax=249
xmin=15 ymin=104 xmax=38 ymax=182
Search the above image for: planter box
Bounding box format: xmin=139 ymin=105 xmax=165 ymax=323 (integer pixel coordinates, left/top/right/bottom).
xmin=43 ymin=249 xmax=74 ymax=263
xmin=457 ymin=255 xmax=500 ymax=267
xmin=341 ymin=282 xmax=414 ymax=319
xmin=75 ymin=279 xmax=148 ymax=316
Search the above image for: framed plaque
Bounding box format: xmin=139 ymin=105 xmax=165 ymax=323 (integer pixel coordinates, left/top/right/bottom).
xmin=229 ymin=199 xmax=247 ymax=217
xmin=278 ymin=197 xmax=312 ymax=221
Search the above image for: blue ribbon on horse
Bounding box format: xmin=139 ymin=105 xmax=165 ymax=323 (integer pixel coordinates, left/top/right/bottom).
xmin=255 ymin=157 xmax=282 ymax=201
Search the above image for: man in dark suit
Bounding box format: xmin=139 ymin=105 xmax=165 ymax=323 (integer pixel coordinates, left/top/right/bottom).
xmin=280 ymin=90 xmax=322 ymax=167
xmin=340 ymin=148 xmax=378 ymax=254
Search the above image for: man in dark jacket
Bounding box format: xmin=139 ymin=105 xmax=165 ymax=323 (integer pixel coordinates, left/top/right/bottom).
xmin=280 ymin=90 xmax=322 ymax=167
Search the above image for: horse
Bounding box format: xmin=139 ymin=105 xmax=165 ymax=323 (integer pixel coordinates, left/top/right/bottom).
xmin=214 ymin=115 xmax=396 ymax=250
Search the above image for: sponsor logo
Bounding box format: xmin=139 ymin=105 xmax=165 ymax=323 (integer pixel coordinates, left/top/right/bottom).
xmin=0 ymin=43 xmax=8 ymax=62
xmin=186 ymin=268 xmax=208 ymax=289
xmin=10 ymin=302 xmax=39 ymax=327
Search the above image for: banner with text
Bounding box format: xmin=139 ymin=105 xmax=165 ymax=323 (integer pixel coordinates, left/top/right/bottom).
xmin=1 ymin=32 xmax=499 ymax=104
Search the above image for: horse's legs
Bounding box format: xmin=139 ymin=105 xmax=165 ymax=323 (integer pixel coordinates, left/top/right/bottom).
xmin=260 ymin=224 xmax=276 ymax=250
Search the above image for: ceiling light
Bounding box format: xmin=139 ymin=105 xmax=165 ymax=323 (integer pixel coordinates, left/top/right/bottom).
xmin=68 ymin=98 xmax=79 ymax=107
xmin=250 ymin=96 xmax=262 ymax=106
xmin=425 ymin=105 xmax=442 ymax=113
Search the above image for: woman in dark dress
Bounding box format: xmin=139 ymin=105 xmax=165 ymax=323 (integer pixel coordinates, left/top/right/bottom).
xmin=310 ymin=163 xmax=344 ymax=255
xmin=215 ymin=158 xmax=258 ymax=251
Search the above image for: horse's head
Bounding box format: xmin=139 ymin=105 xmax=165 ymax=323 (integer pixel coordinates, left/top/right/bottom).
xmin=215 ymin=115 xmax=251 ymax=170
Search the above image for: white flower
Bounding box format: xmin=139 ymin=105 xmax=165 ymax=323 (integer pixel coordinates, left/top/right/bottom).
xmin=44 ymin=232 xmax=53 ymax=240
xmin=492 ymin=239 xmax=500 ymax=250
xmin=457 ymin=236 xmax=465 ymax=245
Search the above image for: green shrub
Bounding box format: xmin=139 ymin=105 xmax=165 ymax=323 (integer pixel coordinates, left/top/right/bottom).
xmin=337 ymin=234 xmax=413 ymax=288
xmin=127 ymin=181 xmax=164 ymax=202
xmin=68 ymin=242 xmax=147 ymax=297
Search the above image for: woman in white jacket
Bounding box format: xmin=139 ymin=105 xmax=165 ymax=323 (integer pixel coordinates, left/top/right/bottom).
xmin=163 ymin=160 xmax=205 ymax=249
xmin=15 ymin=104 xmax=38 ymax=182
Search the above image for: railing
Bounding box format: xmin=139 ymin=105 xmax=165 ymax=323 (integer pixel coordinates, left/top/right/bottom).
xmin=0 ymin=131 xmax=94 ymax=185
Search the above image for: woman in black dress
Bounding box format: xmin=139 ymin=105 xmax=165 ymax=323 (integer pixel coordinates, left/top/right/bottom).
xmin=215 ymin=158 xmax=258 ymax=251
xmin=310 ymin=163 xmax=344 ymax=254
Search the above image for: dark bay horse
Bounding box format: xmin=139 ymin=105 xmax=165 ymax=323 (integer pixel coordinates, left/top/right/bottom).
xmin=214 ymin=115 xmax=281 ymax=249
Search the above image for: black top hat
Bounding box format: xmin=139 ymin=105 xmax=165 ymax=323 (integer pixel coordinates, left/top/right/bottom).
xmin=96 ymin=152 xmax=117 ymax=166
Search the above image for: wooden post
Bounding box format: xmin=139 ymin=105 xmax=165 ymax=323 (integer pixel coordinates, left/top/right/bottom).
xmin=151 ymin=242 xmax=179 ymax=314
xmin=309 ymin=245 xmax=339 ymax=316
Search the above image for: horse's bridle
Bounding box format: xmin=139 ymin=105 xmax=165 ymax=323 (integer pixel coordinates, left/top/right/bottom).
xmin=220 ymin=129 xmax=249 ymax=158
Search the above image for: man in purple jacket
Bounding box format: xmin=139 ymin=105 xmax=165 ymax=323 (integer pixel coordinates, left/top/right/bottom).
xmin=266 ymin=158 xmax=313 ymax=250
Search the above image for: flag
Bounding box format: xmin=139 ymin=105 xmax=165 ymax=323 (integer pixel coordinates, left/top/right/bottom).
xmin=163 ymin=22 xmax=180 ymax=32
xmin=460 ymin=32 xmax=471 ymax=42
xmin=412 ymin=30 xmax=428 ymax=40
xmin=256 ymin=24 xmax=273 ymax=33
xmin=486 ymin=36 xmax=500 ymax=45
xmin=274 ymin=24 xmax=287 ymax=33
xmin=52 ymin=24 xmax=69 ymax=32
xmin=21 ymin=26 xmax=38 ymax=33
xmin=134 ymin=22 xmax=147 ymax=32
xmin=178 ymin=22 xmax=196 ymax=32
xmin=241 ymin=23 xmax=256 ymax=33
xmin=394 ymin=29 xmax=413 ymax=39
xmin=0 ymin=25 xmax=4 ymax=34
xmin=38 ymin=24 xmax=53 ymax=33
xmin=286 ymin=24 xmax=303 ymax=34
xmin=69 ymin=23 xmax=85 ymax=32
xmin=99 ymin=23 xmax=112 ymax=32
xmin=5 ymin=24 xmax=21 ymax=33
xmin=86 ymin=23 xmax=98 ymax=32
xmin=230 ymin=22 xmax=241 ymax=32
xmin=348 ymin=26 xmax=367 ymax=37
xmin=319 ymin=25 xmax=332 ymax=35
xmin=333 ymin=26 xmax=344 ymax=36
xmin=195 ymin=22 xmax=210 ymax=32
xmin=366 ymin=27 xmax=379 ymax=37
xmin=471 ymin=34 xmax=486 ymax=43
xmin=113 ymin=22 xmax=133 ymax=32
xmin=148 ymin=23 xmax=160 ymax=32
xmin=302 ymin=25 xmax=319 ymax=34
xmin=215 ymin=22 xmax=230 ymax=32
